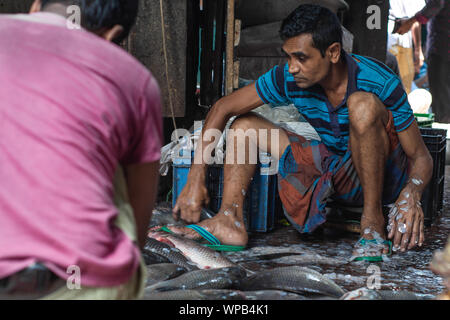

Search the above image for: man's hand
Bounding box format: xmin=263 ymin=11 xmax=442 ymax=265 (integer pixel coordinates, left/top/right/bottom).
xmin=172 ymin=174 xmax=210 ymax=223
xmin=387 ymin=183 xmax=425 ymax=252
xmin=396 ymin=17 xmax=417 ymax=35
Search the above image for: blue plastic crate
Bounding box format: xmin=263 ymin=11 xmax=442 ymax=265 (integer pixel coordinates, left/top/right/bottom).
xmin=172 ymin=150 xmax=277 ymax=232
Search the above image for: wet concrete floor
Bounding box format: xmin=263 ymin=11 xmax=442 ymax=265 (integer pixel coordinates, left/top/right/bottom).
xmin=220 ymin=166 xmax=450 ymax=297
xmin=155 ymin=167 xmax=449 ymax=297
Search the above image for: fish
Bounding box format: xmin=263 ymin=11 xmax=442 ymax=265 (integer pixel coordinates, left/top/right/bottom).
xmin=377 ymin=290 xmax=435 ymax=300
xmin=142 ymin=289 xmax=247 ymax=300
xmin=340 ymin=288 xmax=382 ymax=300
xmin=145 ymin=267 xmax=247 ymax=292
xmin=341 ymin=288 xmax=435 ymax=300
xmin=239 ymin=266 xmax=346 ymax=298
xmin=143 ymin=238 xmax=199 ymax=271
xmin=142 ymin=249 xmax=171 ymax=265
xmin=148 ymin=230 xmax=237 ymax=269
xmin=149 ymin=205 xmax=182 ymax=228
xmin=241 ymin=290 xmax=307 ymax=300
xmin=149 ymin=205 xmax=216 ymax=228
xmin=145 ymin=263 xmax=187 ymax=286
xmin=200 ymin=208 xmax=215 ymax=220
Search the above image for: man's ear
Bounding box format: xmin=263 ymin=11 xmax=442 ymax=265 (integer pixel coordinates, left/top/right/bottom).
xmin=99 ymin=25 xmax=124 ymax=42
xmin=29 ymin=0 xmax=42 ymax=13
xmin=327 ymin=42 xmax=342 ymax=63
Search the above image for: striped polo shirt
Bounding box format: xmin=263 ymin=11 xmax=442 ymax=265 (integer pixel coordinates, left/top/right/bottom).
xmin=255 ymin=52 xmax=415 ymax=155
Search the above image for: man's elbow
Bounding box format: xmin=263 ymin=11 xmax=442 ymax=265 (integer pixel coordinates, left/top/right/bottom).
xmin=209 ymin=98 xmax=233 ymax=120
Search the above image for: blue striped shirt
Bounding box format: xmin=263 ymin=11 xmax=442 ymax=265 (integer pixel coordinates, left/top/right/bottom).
xmin=255 ymin=53 xmax=415 ymax=155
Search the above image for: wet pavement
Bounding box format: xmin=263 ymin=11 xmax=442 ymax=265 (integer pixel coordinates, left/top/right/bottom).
xmin=220 ymin=166 xmax=450 ymax=297
xmin=154 ymin=167 xmax=449 ymax=298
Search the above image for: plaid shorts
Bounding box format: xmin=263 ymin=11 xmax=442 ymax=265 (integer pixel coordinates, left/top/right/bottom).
xmin=277 ymin=111 xmax=410 ymax=233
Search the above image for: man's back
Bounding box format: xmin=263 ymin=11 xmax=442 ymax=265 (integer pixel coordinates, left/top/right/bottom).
xmin=0 ymin=12 xmax=162 ymax=287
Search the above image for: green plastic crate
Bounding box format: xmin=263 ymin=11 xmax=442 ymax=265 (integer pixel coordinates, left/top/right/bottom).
xmin=414 ymin=113 xmax=434 ymax=128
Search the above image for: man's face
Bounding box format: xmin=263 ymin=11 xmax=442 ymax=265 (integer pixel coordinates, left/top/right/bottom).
xmin=281 ymin=33 xmax=331 ymax=89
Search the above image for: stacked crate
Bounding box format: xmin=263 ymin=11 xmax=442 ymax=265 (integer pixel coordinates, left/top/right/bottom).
xmin=420 ymin=128 xmax=447 ymax=225
xmin=172 ymin=150 xmax=277 ymax=232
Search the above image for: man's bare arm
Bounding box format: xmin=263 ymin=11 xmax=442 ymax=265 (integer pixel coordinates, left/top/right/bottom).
xmin=411 ymin=21 xmax=424 ymax=74
xmin=125 ymin=161 xmax=159 ymax=249
xmin=172 ymin=83 xmax=264 ymax=222
xmin=397 ymin=122 xmax=433 ymax=195
xmin=389 ymin=121 xmax=433 ymax=250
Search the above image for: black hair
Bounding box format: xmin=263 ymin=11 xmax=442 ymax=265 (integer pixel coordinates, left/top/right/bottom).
xmin=279 ymin=4 xmax=343 ymax=57
xmin=40 ymin=0 xmax=139 ymax=44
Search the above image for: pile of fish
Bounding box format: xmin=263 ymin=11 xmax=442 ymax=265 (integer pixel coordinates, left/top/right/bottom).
xmin=143 ymin=232 xmax=341 ymax=300
xmin=142 ymin=206 xmax=436 ymax=300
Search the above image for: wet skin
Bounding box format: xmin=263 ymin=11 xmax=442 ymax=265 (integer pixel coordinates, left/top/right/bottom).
xmin=171 ymin=33 xmax=433 ymax=257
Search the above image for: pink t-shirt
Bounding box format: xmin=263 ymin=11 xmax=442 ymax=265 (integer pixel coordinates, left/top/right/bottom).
xmin=0 ymin=13 xmax=163 ymax=287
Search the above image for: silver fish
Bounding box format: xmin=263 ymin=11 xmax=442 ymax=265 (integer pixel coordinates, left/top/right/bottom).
xmin=142 ymin=249 xmax=171 ymax=265
xmin=241 ymin=290 xmax=307 ymax=300
xmin=145 ymin=263 xmax=187 ymax=286
xmin=143 ymin=238 xmax=199 ymax=271
xmin=340 ymin=288 xmax=382 ymax=300
xmin=341 ymin=288 xmax=435 ymax=300
xmin=239 ymin=266 xmax=345 ymax=298
xmin=149 ymin=205 xmax=182 ymax=228
xmin=200 ymin=208 xmax=215 ymax=220
xmin=142 ymin=289 xmax=247 ymax=300
xmin=148 ymin=231 xmax=237 ymax=269
xmin=377 ymin=290 xmax=435 ymax=300
xmin=150 ymin=205 xmax=215 ymax=228
xmin=145 ymin=267 xmax=247 ymax=292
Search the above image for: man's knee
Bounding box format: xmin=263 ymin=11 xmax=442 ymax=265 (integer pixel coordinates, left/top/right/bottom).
xmin=229 ymin=113 xmax=259 ymax=131
xmin=348 ymin=92 xmax=389 ymax=134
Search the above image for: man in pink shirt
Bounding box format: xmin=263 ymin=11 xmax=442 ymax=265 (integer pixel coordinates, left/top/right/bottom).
xmin=0 ymin=0 xmax=163 ymax=299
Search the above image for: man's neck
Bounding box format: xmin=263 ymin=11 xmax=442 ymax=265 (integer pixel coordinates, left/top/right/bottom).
xmin=319 ymin=56 xmax=348 ymax=94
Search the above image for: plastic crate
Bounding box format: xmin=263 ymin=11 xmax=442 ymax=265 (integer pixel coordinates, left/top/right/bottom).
xmin=415 ymin=113 xmax=434 ymax=128
xmin=172 ymin=150 xmax=277 ymax=233
xmin=419 ymin=128 xmax=447 ymax=225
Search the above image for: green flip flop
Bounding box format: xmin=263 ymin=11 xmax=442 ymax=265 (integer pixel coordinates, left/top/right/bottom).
xmin=157 ymin=225 xmax=246 ymax=252
xmin=352 ymin=238 xmax=392 ymax=262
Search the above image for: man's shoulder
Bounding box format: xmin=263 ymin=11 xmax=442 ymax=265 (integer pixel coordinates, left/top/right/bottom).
xmin=352 ymin=54 xmax=400 ymax=94
xmin=0 ymin=13 xmax=151 ymax=86
xmin=352 ymin=54 xmax=397 ymax=79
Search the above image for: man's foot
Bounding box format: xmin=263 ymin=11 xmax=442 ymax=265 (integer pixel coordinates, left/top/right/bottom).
xmin=352 ymin=212 xmax=390 ymax=258
xmin=167 ymin=205 xmax=248 ymax=247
